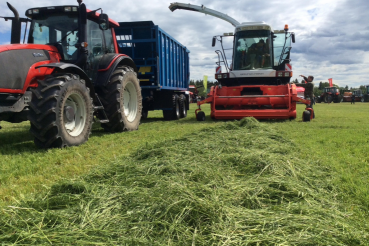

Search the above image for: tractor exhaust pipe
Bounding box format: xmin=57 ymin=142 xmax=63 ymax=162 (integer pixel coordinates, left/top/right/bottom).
xmin=6 ymin=2 xmax=22 ymax=44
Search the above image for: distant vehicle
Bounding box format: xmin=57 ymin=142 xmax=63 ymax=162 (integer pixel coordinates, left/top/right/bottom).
xmin=363 ymin=85 xmax=369 ymax=102
xmin=316 ymin=87 xmax=342 ymax=103
xmin=343 ymin=90 xmax=364 ymax=102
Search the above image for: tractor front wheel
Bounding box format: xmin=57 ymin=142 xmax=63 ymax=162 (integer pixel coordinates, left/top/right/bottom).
xmin=28 ymin=74 xmax=93 ymax=148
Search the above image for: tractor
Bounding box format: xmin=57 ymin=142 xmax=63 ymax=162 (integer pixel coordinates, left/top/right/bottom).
xmin=0 ymin=1 xmax=142 ymax=148
xmin=316 ymin=87 xmax=342 ymax=103
xmin=169 ymin=3 xmax=313 ymax=122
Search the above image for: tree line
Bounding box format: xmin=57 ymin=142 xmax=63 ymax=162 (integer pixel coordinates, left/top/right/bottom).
xmin=279 ymin=79 xmax=367 ymax=97
xmin=191 ymin=79 xmax=368 ymax=97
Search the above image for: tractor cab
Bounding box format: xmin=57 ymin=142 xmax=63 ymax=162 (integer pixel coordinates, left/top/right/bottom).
xmin=323 ymin=87 xmax=339 ymax=94
xmin=24 ymin=3 xmax=119 ymax=81
xmin=26 ymin=6 xmax=81 ymax=61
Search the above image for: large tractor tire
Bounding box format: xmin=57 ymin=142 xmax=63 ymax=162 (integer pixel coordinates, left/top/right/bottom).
xmin=163 ymin=94 xmax=180 ymax=120
xmin=28 ymin=74 xmax=93 ymax=148
xmin=179 ymin=94 xmax=187 ymax=118
xmin=99 ymin=66 xmax=142 ymax=132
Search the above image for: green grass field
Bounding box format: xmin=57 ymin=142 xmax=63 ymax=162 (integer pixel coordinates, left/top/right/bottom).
xmin=0 ymin=102 xmax=368 ymax=244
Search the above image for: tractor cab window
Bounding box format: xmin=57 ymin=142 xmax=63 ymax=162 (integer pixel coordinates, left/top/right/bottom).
xmin=104 ymin=29 xmax=115 ymax=53
xmin=273 ymin=32 xmax=292 ymax=67
xmin=233 ymin=30 xmax=272 ymax=70
xmin=324 ymin=87 xmax=336 ymax=93
xmin=29 ymin=14 xmax=79 ymax=61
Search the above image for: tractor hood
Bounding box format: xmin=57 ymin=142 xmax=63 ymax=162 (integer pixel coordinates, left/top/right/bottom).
xmin=0 ymin=44 xmax=57 ymax=92
xmin=0 ymin=44 xmax=59 ymax=53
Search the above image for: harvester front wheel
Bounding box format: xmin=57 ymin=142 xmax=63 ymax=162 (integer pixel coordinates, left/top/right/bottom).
xmin=302 ymin=110 xmax=311 ymax=122
xmin=163 ymin=94 xmax=180 ymax=120
xmin=179 ymin=94 xmax=187 ymax=118
xmin=196 ymin=111 xmax=206 ymax=121
xmin=28 ymin=74 xmax=93 ymax=148
xmin=99 ymin=66 xmax=142 ymax=132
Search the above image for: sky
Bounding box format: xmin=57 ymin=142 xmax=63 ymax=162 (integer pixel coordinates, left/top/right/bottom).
xmin=1 ymin=0 xmax=368 ymax=88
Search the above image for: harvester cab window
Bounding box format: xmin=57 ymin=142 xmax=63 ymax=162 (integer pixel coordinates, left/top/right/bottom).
xmin=29 ymin=14 xmax=79 ymax=61
xmin=233 ymin=30 xmax=272 ymax=70
xmin=273 ymin=32 xmax=291 ymax=67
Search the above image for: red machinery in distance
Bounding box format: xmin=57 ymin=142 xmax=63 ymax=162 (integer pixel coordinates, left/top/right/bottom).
xmin=170 ymin=3 xmax=314 ymax=122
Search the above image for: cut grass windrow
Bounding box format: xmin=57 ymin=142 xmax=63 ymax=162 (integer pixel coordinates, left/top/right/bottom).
xmin=0 ymin=117 xmax=367 ymax=245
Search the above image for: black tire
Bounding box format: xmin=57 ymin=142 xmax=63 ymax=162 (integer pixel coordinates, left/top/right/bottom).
xmin=302 ymin=110 xmax=311 ymax=122
xmin=99 ymin=66 xmax=142 ymax=132
xmin=141 ymin=109 xmax=148 ymax=120
xmin=28 ymin=74 xmax=93 ymax=148
xmin=324 ymin=96 xmax=328 ymax=103
xmin=163 ymin=94 xmax=180 ymax=120
xmin=196 ymin=111 xmax=206 ymax=121
xmin=179 ymin=94 xmax=187 ymax=118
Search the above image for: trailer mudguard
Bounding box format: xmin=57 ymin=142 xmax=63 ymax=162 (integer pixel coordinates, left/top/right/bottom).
xmin=35 ymin=62 xmax=95 ymax=99
xmin=95 ymin=54 xmax=137 ymax=87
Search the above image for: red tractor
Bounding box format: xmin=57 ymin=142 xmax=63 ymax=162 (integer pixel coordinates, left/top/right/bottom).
xmin=316 ymin=87 xmax=342 ymax=103
xmin=0 ymin=1 xmax=142 ymax=148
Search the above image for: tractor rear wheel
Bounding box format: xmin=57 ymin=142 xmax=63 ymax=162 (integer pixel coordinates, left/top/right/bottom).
xmin=302 ymin=110 xmax=311 ymax=122
xmin=99 ymin=66 xmax=142 ymax=132
xmin=28 ymin=74 xmax=93 ymax=148
xmin=163 ymin=94 xmax=180 ymax=120
xmin=179 ymin=94 xmax=187 ymax=118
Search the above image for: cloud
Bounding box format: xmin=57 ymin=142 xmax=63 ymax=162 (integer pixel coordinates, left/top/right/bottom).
xmin=0 ymin=0 xmax=368 ymax=88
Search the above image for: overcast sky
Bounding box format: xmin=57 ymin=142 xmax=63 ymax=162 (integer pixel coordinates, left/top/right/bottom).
xmin=1 ymin=0 xmax=368 ymax=88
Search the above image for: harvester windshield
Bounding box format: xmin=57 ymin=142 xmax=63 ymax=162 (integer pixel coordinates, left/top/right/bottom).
xmin=273 ymin=32 xmax=292 ymax=67
xmin=233 ymin=30 xmax=272 ymax=70
xmin=27 ymin=10 xmax=79 ymax=61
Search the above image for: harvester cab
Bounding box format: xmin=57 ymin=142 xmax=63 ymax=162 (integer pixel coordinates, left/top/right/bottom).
xmin=0 ymin=1 xmax=142 ymax=148
xmin=169 ymin=3 xmax=313 ymax=122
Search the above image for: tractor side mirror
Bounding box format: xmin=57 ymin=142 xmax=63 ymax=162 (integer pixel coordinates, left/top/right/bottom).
xmin=212 ymin=37 xmax=216 ymax=47
xmin=291 ymin=33 xmax=295 ymax=43
xmin=99 ymin=13 xmax=109 ymax=30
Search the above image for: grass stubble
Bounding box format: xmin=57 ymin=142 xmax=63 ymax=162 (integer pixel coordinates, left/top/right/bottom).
xmin=1 ymin=117 xmax=366 ymax=245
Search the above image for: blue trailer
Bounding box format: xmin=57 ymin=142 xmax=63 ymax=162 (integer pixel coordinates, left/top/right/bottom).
xmin=114 ymin=21 xmax=190 ymax=120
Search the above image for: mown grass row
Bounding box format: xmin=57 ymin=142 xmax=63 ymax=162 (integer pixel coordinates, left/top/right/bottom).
xmin=1 ymin=117 xmax=367 ymax=245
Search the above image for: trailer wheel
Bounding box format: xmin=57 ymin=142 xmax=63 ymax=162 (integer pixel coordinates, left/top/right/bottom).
xmin=179 ymin=94 xmax=187 ymax=118
xmin=196 ymin=111 xmax=206 ymax=121
xmin=302 ymin=110 xmax=311 ymax=122
xmin=163 ymin=94 xmax=180 ymax=120
xmin=141 ymin=109 xmax=148 ymax=120
xmin=99 ymin=66 xmax=142 ymax=132
xmin=28 ymin=74 xmax=93 ymax=148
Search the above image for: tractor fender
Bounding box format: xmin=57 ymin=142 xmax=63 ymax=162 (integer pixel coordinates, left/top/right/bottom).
xmin=95 ymin=54 xmax=137 ymax=87
xmin=35 ymin=62 xmax=96 ymax=100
